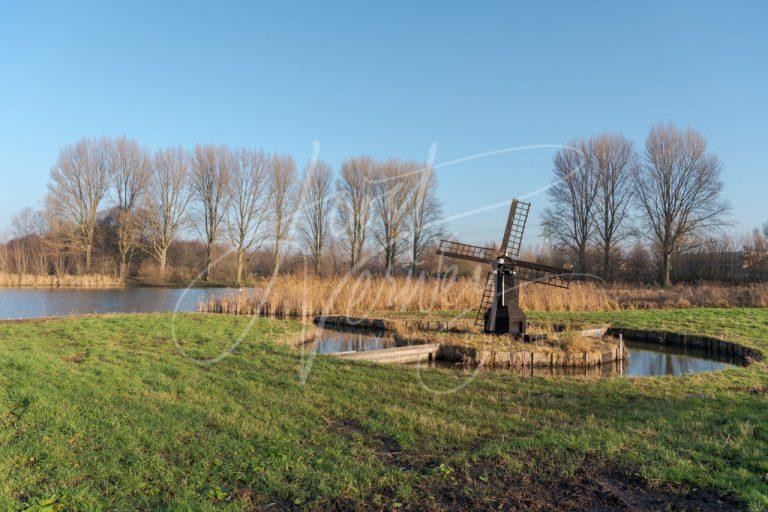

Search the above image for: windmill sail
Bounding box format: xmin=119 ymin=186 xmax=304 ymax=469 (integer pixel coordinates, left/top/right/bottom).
xmin=499 ymin=200 xmax=530 ymax=258
xmin=436 ymin=240 xmax=495 ymax=264
xmin=510 ymin=259 xmax=571 ymax=289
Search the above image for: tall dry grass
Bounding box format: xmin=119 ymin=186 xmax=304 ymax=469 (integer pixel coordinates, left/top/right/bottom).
xmin=199 ymin=275 xmax=768 ymax=316
xmin=0 ymin=272 xmax=123 ymax=288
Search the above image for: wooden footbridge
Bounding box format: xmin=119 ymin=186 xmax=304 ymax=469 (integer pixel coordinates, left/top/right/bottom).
xmin=335 ymin=343 xmax=441 ymax=364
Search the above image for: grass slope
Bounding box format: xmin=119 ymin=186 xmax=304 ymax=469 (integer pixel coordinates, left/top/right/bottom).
xmin=0 ymin=311 xmax=766 ymax=510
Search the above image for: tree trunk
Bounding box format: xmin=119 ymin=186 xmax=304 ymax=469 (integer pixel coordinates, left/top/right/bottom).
xmin=603 ymin=244 xmax=611 ymax=282
xmin=273 ymin=243 xmax=281 ymax=273
xmin=578 ymin=244 xmax=587 ymax=276
xmin=662 ymin=252 xmax=672 ymax=288
xmin=85 ymin=242 xmax=93 ymax=274
xmin=119 ymin=258 xmax=128 ymax=280
xmin=203 ymin=247 xmax=213 ymax=282
xmin=235 ymin=250 xmax=245 ymax=285
xmin=158 ymin=248 xmax=168 ymax=276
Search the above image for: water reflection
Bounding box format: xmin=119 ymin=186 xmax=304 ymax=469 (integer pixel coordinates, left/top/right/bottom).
xmin=307 ymin=327 xmax=737 ymax=378
xmin=0 ymin=287 xmax=238 ymax=320
xmin=621 ymin=340 xmax=735 ymax=377
xmin=303 ymin=327 xmax=421 ymax=354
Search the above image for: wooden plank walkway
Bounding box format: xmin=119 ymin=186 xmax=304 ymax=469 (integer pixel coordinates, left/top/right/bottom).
xmin=336 ymin=343 xmax=441 ymax=364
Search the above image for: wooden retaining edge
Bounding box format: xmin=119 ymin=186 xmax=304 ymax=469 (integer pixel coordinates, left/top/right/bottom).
xmin=433 ymin=344 xmax=624 ymax=368
xmin=315 ymin=316 xmax=625 ymax=368
xmin=605 ymin=327 xmax=760 ymax=364
xmin=394 ymin=333 xmax=624 ymax=369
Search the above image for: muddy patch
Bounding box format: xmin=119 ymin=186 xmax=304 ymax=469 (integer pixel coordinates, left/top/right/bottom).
xmin=325 ymin=417 xmax=403 ymax=464
xmin=428 ymin=459 xmax=744 ymax=512
xmin=61 ymin=352 xmax=87 ymax=363
xmin=314 ymin=456 xmax=745 ymax=511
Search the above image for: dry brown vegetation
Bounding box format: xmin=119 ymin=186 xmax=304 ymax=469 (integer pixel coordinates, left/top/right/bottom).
xmin=0 ymin=272 xmax=122 ymax=287
xmin=395 ymin=324 xmax=618 ymax=356
xmin=199 ymin=275 xmax=768 ymax=316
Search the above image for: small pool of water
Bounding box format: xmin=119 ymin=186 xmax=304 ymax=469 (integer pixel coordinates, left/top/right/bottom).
xmin=303 ymin=327 xmax=422 ymax=354
xmin=308 ymin=327 xmax=738 ymax=377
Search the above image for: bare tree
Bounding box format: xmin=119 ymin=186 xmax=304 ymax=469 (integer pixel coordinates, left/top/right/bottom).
xmin=9 ymin=208 xmax=45 ymax=275
xmin=40 ymin=200 xmax=73 ymax=277
xmin=269 ymin=154 xmax=297 ymax=271
xmin=226 ymin=148 xmax=271 ymax=284
xmin=11 ymin=207 xmax=39 ymax=240
xmin=47 ymin=137 xmax=111 ymax=273
xmin=633 ymin=122 xmax=730 ymax=287
xmin=591 ymin=134 xmax=636 ymax=281
xmin=298 ymin=159 xmax=334 ymax=274
xmin=763 ymin=220 xmax=768 ymax=239
xmin=407 ymin=163 xmax=443 ymax=273
xmin=191 ymin=144 xmax=231 ymax=281
xmin=336 ymin=156 xmax=375 ymax=269
xmin=372 ymin=159 xmax=414 ymax=272
xmin=145 ymin=146 xmax=192 ymax=276
xmin=541 ymin=139 xmax=599 ymax=274
xmin=109 ymin=136 xmax=150 ymax=279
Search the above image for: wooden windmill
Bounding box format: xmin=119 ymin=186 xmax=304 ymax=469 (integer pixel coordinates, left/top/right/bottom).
xmin=436 ymin=199 xmax=572 ymax=337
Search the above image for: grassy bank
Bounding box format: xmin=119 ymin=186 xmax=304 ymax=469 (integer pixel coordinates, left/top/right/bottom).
xmin=0 ymin=311 xmax=767 ymax=510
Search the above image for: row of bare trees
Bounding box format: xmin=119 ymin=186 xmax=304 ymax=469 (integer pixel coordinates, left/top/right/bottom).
xmin=543 ymin=122 xmax=731 ymax=287
xmin=5 ymin=137 xmax=444 ymax=283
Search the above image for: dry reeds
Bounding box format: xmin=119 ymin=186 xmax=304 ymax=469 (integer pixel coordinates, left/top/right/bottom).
xmin=199 ymin=275 xmax=768 ymax=316
xmin=0 ymin=272 xmax=123 ymax=288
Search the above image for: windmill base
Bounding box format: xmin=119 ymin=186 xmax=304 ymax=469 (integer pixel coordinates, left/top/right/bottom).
xmin=483 ymin=308 xmax=526 ymax=337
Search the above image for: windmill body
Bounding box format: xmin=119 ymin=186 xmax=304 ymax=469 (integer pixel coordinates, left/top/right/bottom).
xmin=436 ymin=199 xmax=571 ymax=338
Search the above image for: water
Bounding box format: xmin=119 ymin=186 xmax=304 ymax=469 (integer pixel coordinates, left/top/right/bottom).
xmin=304 ymin=327 xmax=422 ymax=354
xmin=620 ymin=340 xmax=736 ymax=377
xmin=306 ymin=327 xmax=737 ymax=377
xmin=0 ymin=287 xmax=238 ymax=320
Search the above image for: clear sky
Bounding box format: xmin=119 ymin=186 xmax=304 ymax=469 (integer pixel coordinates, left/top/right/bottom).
xmin=1 ymin=1 xmax=766 ymax=246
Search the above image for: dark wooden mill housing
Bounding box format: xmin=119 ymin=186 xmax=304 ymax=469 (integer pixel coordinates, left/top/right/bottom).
xmin=436 ymin=199 xmax=572 ymax=337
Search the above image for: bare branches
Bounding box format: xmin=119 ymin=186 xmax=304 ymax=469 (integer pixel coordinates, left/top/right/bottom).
xmin=269 ymin=154 xmax=297 ymax=272
xmin=633 ymin=122 xmax=731 ymax=286
xmin=109 ymin=136 xmax=151 ymax=278
xmin=298 ymin=159 xmax=333 ymax=274
xmin=541 ymin=139 xmax=599 ymax=274
xmin=408 ymin=162 xmax=443 ymax=272
xmin=226 ymin=148 xmax=270 ymax=284
xmin=371 ymin=159 xmax=414 ymax=272
xmin=145 ymin=146 xmax=191 ymax=275
xmin=191 ymin=144 xmax=231 ymax=281
xmin=591 ymin=133 xmax=637 ymax=281
xmin=335 ymin=157 xmax=374 ymax=270
xmin=47 ymin=137 xmax=112 ymax=272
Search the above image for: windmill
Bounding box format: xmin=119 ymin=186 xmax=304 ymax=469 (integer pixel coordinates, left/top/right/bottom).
xmin=436 ymin=199 xmax=572 ymax=337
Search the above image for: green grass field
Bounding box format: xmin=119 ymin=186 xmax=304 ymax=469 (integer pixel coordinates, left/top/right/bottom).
xmin=1 ymin=310 xmax=767 ymax=510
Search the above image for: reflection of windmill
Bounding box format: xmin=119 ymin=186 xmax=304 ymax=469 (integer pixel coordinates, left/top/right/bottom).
xmin=436 ymin=199 xmax=572 ymax=337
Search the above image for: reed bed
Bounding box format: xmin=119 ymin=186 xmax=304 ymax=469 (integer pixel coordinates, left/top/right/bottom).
xmin=0 ymin=272 xmax=123 ymax=288
xmin=199 ymin=276 xmax=768 ymax=316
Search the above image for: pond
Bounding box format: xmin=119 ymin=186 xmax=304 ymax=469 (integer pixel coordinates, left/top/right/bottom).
xmin=305 ymin=327 xmax=738 ymax=377
xmin=303 ymin=327 xmax=414 ymax=354
xmin=0 ymin=287 xmax=237 ymax=320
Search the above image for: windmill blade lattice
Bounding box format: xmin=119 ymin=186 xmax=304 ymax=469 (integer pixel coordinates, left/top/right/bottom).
xmin=500 ymin=200 xmax=530 ymax=258
xmin=436 ymin=240 xmax=495 ymax=264
xmin=510 ymin=259 xmax=571 ymax=289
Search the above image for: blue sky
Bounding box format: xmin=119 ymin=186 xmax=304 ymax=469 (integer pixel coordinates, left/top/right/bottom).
xmin=1 ymin=1 xmax=766 ymax=245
